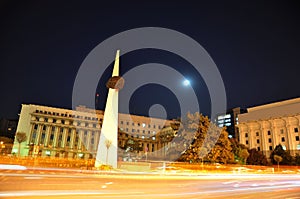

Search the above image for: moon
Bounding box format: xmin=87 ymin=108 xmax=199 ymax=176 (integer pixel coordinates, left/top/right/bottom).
xmin=183 ymin=79 xmax=190 ymax=86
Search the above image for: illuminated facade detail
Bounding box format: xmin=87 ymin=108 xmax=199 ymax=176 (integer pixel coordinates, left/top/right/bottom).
xmin=11 ymin=104 xmax=176 ymax=160
xmin=238 ymin=97 xmax=300 ymax=157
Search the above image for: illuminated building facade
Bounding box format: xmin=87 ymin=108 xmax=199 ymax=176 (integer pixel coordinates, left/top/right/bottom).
xmin=12 ymin=104 xmax=177 ymax=160
xmin=238 ymin=98 xmax=300 ymax=157
xmin=216 ymin=107 xmax=247 ymax=139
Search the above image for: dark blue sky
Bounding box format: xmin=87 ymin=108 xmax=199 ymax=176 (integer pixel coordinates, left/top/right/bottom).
xmin=0 ymin=1 xmax=299 ymax=119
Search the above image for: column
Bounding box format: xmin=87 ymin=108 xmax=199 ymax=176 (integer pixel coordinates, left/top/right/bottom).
xmin=259 ymin=121 xmax=267 ymax=154
xmin=61 ymin=127 xmax=68 ymax=148
xmin=284 ymin=118 xmax=293 ymax=152
xmin=53 ymin=126 xmax=59 ymax=148
xmin=86 ymin=131 xmax=91 ymax=151
xmin=44 ymin=125 xmax=51 ymax=146
xmin=271 ymin=121 xmax=278 ymax=146
xmin=35 ymin=124 xmax=43 ymax=145
xmin=78 ymin=130 xmax=83 ymax=150
xmin=70 ymin=128 xmax=76 ymax=149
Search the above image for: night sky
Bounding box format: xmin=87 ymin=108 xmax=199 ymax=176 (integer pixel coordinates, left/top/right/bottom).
xmin=0 ymin=1 xmax=299 ymax=120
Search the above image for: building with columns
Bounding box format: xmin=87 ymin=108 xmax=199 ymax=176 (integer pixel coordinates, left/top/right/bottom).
xmin=238 ymin=97 xmax=300 ymax=158
xmin=12 ymin=104 xmax=177 ymax=160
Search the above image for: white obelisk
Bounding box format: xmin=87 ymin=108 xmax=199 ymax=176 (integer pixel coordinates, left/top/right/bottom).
xmin=95 ymin=50 xmax=120 ymax=168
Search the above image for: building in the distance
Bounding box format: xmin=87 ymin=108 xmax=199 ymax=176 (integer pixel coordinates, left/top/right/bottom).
xmin=0 ymin=118 xmax=18 ymax=139
xmin=12 ymin=104 xmax=178 ymax=160
xmin=216 ymin=107 xmax=247 ymax=139
xmin=238 ymin=97 xmax=300 ymax=158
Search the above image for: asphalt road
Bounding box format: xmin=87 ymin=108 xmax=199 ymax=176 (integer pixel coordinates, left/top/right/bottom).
xmin=1 ymin=168 xmax=300 ymax=199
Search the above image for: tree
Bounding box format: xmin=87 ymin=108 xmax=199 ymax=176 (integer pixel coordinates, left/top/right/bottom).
xmin=230 ymin=139 xmax=248 ymax=164
xmin=247 ymin=148 xmax=268 ymax=166
xmin=205 ymin=126 xmax=234 ymax=164
xmin=177 ymin=112 xmax=234 ymax=164
xmin=270 ymin=144 xmax=293 ymax=165
xmin=0 ymin=136 xmax=13 ymax=144
xmin=105 ymin=139 xmax=112 ymax=165
xmin=274 ymin=155 xmax=283 ymax=171
xmin=239 ymin=149 xmax=250 ymax=164
xmin=15 ymin=132 xmax=27 ymax=156
xmin=295 ymin=153 xmax=300 ymax=166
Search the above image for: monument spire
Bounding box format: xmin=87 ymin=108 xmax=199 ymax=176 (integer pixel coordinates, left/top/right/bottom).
xmin=95 ymin=50 xmax=124 ymax=168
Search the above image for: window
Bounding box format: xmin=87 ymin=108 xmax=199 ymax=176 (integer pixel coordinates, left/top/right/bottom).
xmin=126 ymin=128 xmax=128 ymax=132
xmin=34 ymin=124 xmax=38 ymax=130
xmin=295 ymin=128 xmax=299 ymax=133
xmin=267 ymin=130 xmax=271 ymax=135
xmin=245 ymin=140 xmax=249 ymax=145
xmin=281 ymin=137 xmax=285 ymax=142
xmin=132 ymin=129 xmax=135 ymax=132
xmin=268 ymin=138 xmax=272 ymax=143
xmin=257 ymin=147 xmax=260 ymax=151
xmin=42 ymin=125 xmax=46 ymax=131
xmin=296 ymin=136 xmax=300 ymax=141
xmin=245 ymin=133 xmax=248 ymax=138
xmin=280 ymin=129 xmax=284 ymax=134
xmin=269 ymin=146 xmax=273 ymax=150
xmin=257 ymin=139 xmax=260 ymax=144
xmin=126 ymin=122 xmax=129 ymax=125
xmin=132 ymin=123 xmax=134 ymax=126
xmin=138 ymin=123 xmax=140 ymax=126
xmin=256 ymin=132 xmax=259 ymax=136
xmin=120 ymin=121 xmax=123 ymax=125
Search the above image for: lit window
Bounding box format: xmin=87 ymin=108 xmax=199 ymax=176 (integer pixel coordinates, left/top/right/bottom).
xmin=142 ymin=123 xmax=146 ymax=128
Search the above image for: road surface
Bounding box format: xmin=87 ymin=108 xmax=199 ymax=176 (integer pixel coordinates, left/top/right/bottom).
xmin=1 ymin=167 xmax=300 ymax=198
